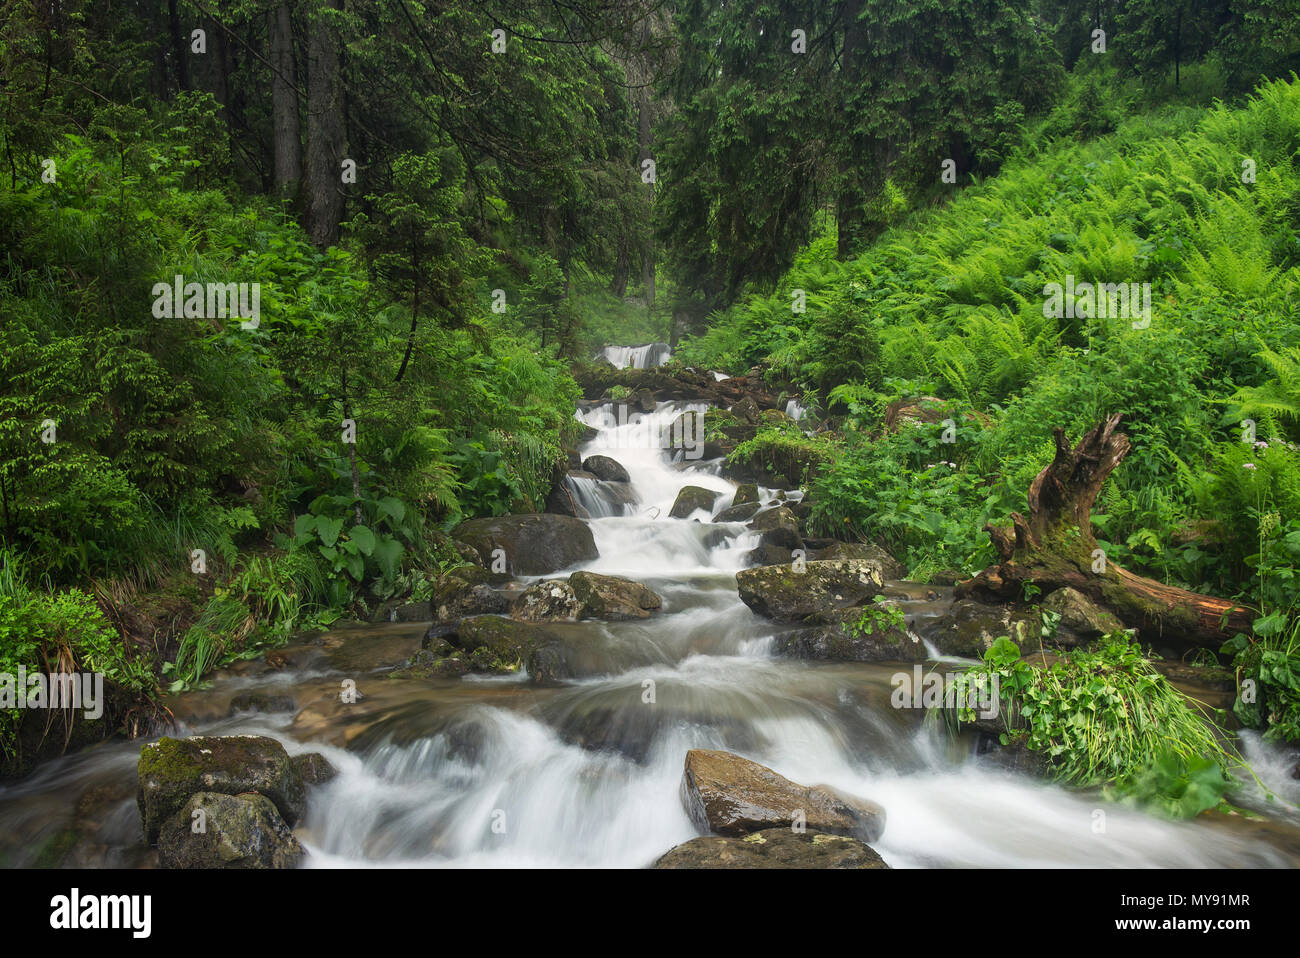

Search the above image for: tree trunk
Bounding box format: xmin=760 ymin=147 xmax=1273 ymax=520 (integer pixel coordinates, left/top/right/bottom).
xmin=395 ymin=246 xmax=420 ymax=383
xmin=611 ymin=236 xmax=629 ymax=298
xmin=269 ymin=2 xmax=302 ymax=199
xmin=304 ymin=0 xmax=346 ymax=247
xmin=836 ymin=0 xmax=866 ymax=260
xmin=636 ymin=48 xmax=655 ymax=307
xmin=956 ymin=414 xmax=1253 ymax=649
xmin=168 ymin=0 xmax=190 ymax=91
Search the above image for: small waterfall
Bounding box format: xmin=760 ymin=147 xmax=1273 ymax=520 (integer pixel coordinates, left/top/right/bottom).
xmin=785 ymin=398 xmax=808 ymax=421
xmin=564 ymin=474 xmax=634 ymax=518
xmin=600 ymin=343 xmax=672 ymax=369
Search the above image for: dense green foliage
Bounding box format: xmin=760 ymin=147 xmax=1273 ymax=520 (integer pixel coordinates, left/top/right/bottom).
xmin=2 ymin=0 xmax=1298 ymax=778
xmin=683 ymin=74 xmax=1300 ymax=605
xmin=951 ymin=632 xmax=1240 ymax=818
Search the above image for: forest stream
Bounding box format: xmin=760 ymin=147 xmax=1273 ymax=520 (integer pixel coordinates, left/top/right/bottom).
xmin=3 ymin=353 xmax=1300 ymax=869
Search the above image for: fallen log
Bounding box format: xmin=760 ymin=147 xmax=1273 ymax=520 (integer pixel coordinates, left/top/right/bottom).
xmin=956 ymin=413 xmax=1253 ymax=650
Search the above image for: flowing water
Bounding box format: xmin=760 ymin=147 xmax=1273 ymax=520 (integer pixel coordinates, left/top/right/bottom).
xmin=3 ymin=397 xmax=1300 ymax=869
xmin=600 ymin=343 xmax=672 ymax=369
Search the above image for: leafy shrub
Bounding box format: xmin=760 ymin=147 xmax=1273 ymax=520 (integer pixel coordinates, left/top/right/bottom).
xmin=954 ymin=633 xmax=1241 ymax=818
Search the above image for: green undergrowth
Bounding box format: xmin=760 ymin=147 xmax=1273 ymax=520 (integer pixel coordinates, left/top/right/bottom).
xmin=949 ymin=632 xmax=1250 ymax=819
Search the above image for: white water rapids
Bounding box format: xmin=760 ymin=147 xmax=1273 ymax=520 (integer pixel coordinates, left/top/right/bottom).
xmin=600 ymin=343 xmax=672 ymax=369
xmin=1 ymin=399 xmax=1298 ymax=869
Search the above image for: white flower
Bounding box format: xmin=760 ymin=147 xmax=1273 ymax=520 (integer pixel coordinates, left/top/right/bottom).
xmin=1243 ymin=463 xmax=1257 ymax=470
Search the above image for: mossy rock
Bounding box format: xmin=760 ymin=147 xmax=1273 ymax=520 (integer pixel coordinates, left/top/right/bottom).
xmin=654 ymin=828 xmax=889 ymax=869
xmin=748 ymin=505 xmax=802 ymax=549
xmin=291 ymin=752 xmax=338 ymax=787
xmin=774 ymin=607 xmax=925 ymax=663
xmin=431 ymin=565 xmax=508 ymax=624
xmin=451 ymin=514 xmax=598 ymax=576
xmin=915 ymin=598 xmax=1039 ymax=658
xmin=568 ymin=571 xmax=662 ymax=620
xmin=447 ymin=615 xmax=559 ymax=674
xmin=736 ymin=559 xmax=885 ymax=623
xmin=157 ymin=791 xmax=305 ymax=869
xmin=713 ymin=500 xmax=762 ymax=523
xmin=137 ymin=735 xmax=305 ymax=844
xmin=511 ymin=579 xmax=583 ymax=622
xmin=810 ymin=541 xmax=904 ymax=580
xmin=669 ymin=485 xmax=722 ymax=519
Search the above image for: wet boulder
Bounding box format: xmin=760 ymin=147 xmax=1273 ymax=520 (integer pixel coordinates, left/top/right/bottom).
xmin=1041 ymin=587 xmax=1123 ymax=646
xmin=654 ymin=828 xmax=889 ymax=869
xmin=713 ymin=501 xmax=762 ymax=523
xmin=512 ymin=580 xmax=583 ymax=622
xmin=731 ymin=483 xmax=760 ymax=507
xmin=431 ymin=565 xmax=508 ymax=623
xmin=669 ymin=485 xmax=722 ymax=519
xmin=582 ymin=455 xmax=631 ymax=483
xmin=569 ymin=571 xmax=662 ymax=620
xmin=157 ymin=792 xmax=305 ymax=869
xmin=452 ymin=514 xmax=598 ymax=575
xmin=680 ymin=749 xmax=885 ymax=842
xmin=745 ymin=543 xmax=796 ymax=567
xmin=748 ymin=506 xmax=802 ymax=550
xmin=137 ymin=735 xmax=305 ymax=844
xmin=446 ymin=615 xmax=557 ymax=674
xmin=915 ymin=598 xmax=1040 ymax=658
xmin=774 ymin=607 xmax=925 ymax=663
xmin=810 ymin=541 xmax=905 ymax=581
xmin=395 ymin=642 xmax=473 ymax=680
xmin=291 ymin=752 xmax=338 ymax=787
xmin=736 ymin=559 xmax=886 ymax=623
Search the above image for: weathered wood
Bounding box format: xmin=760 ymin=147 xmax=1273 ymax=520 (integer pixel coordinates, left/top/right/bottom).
xmin=959 ymin=414 xmax=1252 ymax=649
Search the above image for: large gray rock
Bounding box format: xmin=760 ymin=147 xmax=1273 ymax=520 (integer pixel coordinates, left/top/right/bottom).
xmin=446 ymin=615 xmax=558 ymax=674
xmin=291 ymin=752 xmax=338 ymax=787
xmin=653 ymin=828 xmax=889 ymax=869
xmin=748 ymin=506 xmax=802 ymax=550
xmin=680 ymin=749 xmax=885 ymax=842
xmin=157 ymin=792 xmax=305 ymax=869
xmin=669 ymin=485 xmax=722 ymax=519
xmin=582 ymin=455 xmax=631 ymax=483
xmin=774 ymin=607 xmax=925 ymax=662
xmin=569 ymin=571 xmax=662 ymax=620
xmin=452 ymin=514 xmax=598 ymax=575
xmin=810 ymin=541 xmax=905 ymax=580
xmin=509 ymin=572 xmax=663 ymax=623
xmin=1041 ymin=587 xmax=1123 ymax=646
xmin=431 ymin=565 xmax=508 ymax=623
xmin=511 ymin=579 xmax=583 ymax=622
xmin=915 ymin=598 xmax=1039 ymax=658
xmin=736 ymin=559 xmax=885 ymax=623
xmin=713 ymin=501 xmax=762 ymax=523
xmin=137 ymin=735 xmax=305 ymax=844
